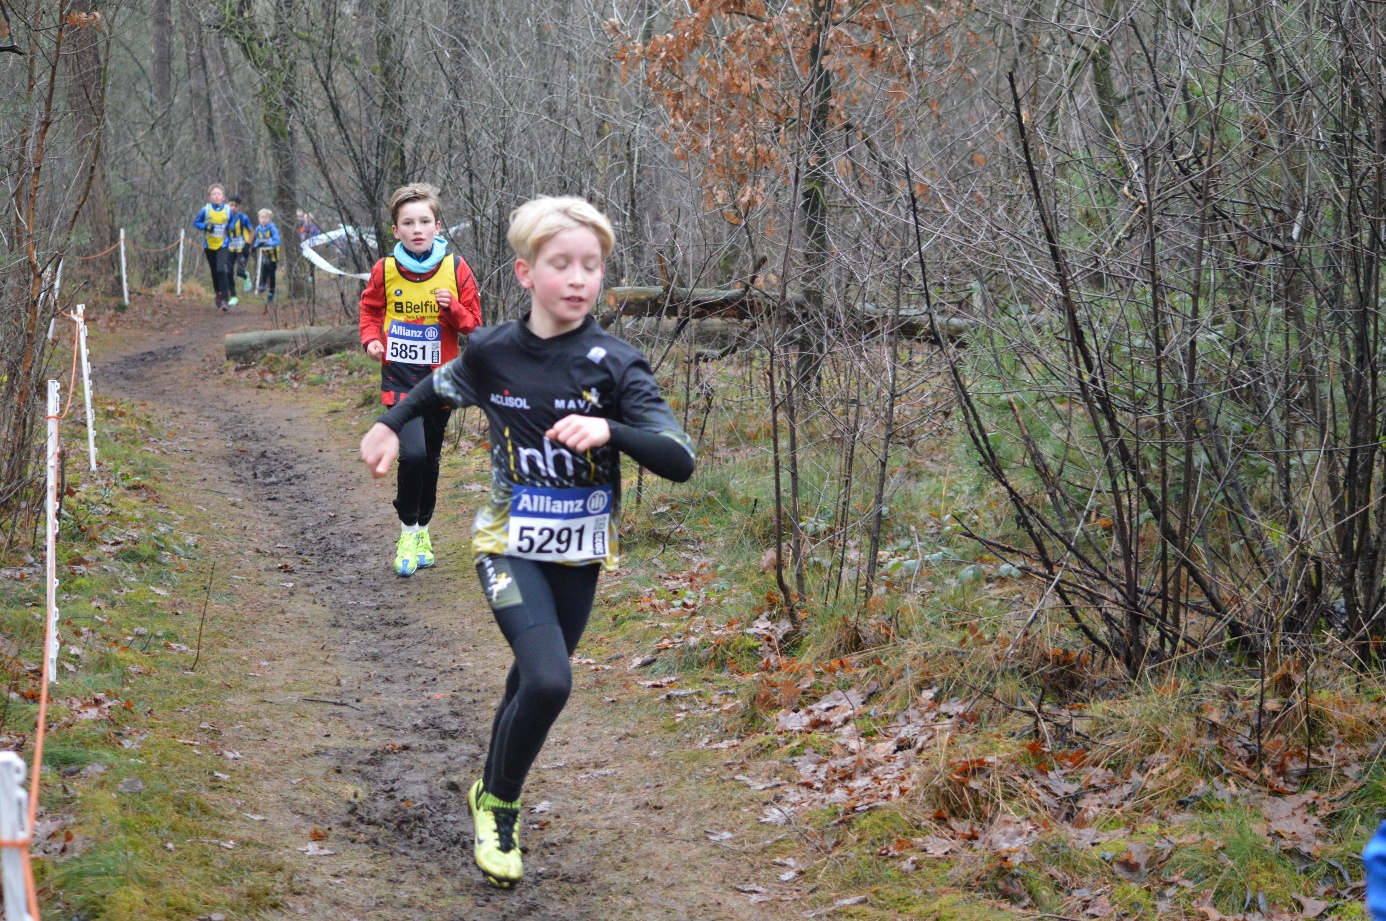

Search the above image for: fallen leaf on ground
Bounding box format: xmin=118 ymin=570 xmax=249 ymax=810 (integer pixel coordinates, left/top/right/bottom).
xmin=804 ymin=895 xmax=868 ymax=918
xmin=1112 ymin=842 xmax=1151 ymax=881
xmin=1293 ymin=894 xmax=1329 ymax=919
xmin=1085 ymin=895 xmax=1113 ymax=917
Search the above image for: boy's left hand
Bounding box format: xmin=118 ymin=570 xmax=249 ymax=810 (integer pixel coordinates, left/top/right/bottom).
xmin=435 ymin=288 xmax=453 ymax=311
xmin=547 ymin=415 xmax=609 ymax=452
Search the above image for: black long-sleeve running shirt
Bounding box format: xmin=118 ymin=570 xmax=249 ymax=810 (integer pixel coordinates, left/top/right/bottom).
xmin=378 ymin=314 xmax=695 ymax=566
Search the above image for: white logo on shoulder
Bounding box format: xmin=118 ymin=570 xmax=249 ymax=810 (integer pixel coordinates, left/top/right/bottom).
xmin=586 ymin=346 xmax=607 ymax=364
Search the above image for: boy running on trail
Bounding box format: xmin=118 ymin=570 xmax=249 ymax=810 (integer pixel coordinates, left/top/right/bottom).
xmin=359 ymin=183 xmax=482 ymax=576
xmin=226 ymin=195 xmax=255 ymax=303
xmin=192 ymin=184 xmax=234 ymax=311
xmin=359 ymin=196 xmax=696 ymax=888
xmin=253 ymin=208 xmax=281 ymax=304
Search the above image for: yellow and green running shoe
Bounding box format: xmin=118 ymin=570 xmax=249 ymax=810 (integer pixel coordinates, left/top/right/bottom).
xmin=393 ymin=531 xmax=418 ymax=577
xmin=415 ymin=527 xmax=435 ymax=569
xmin=468 ymin=779 xmax=522 ymax=888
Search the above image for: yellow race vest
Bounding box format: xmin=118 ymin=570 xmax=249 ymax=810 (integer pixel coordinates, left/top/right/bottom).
xmin=202 ymin=203 xmax=231 ymax=251
xmin=381 ymin=253 xmax=458 ymax=366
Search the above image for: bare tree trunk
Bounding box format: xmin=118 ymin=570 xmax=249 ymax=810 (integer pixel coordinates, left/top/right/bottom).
xmin=153 ymin=0 xmax=171 ymax=115
xmin=219 ymin=0 xmax=302 ymax=295
xmin=67 ymin=0 xmax=117 ymax=289
xmin=374 ymin=0 xmax=407 ymax=193
xmin=183 ymin=4 xmax=216 ymax=152
xmin=793 ymin=0 xmax=836 ymax=390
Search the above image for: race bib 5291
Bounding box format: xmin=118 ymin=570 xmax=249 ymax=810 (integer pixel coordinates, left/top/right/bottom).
xmin=385 ymin=319 xmax=441 ymax=365
xmin=506 ymin=484 xmax=611 ymax=563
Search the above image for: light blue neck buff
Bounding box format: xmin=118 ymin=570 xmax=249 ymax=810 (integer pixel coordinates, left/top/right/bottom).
xmin=393 ymin=237 xmax=448 ymax=274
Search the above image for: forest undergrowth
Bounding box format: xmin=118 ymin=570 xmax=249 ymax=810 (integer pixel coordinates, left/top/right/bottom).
xmin=234 ymin=341 xmax=1386 ymax=921
xmin=0 ymin=390 xmax=293 ymax=916
xmin=1 ymin=294 xmax=1382 ymax=919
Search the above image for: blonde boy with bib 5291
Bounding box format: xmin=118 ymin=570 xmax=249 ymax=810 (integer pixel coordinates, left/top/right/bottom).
xmin=358 ymin=183 xmax=482 ymax=575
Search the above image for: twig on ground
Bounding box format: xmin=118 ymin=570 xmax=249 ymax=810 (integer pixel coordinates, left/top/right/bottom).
xmin=301 ymin=697 xmax=363 ymax=711
xmin=191 ymin=559 xmax=216 ymax=671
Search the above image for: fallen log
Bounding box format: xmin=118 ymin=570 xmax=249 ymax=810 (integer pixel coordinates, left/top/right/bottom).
xmin=224 ymin=325 xmax=359 ymax=363
xmin=601 ymin=285 xmax=974 ymax=341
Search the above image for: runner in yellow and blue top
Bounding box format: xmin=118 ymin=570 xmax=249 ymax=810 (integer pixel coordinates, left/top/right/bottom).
xmin=253 ymin=208 xmax=281 ymax=304
xmin=359 ymin=196 xmax=694 ymax=889
xmin=192 ymin=184 xmax=234 ymax=311
xmin=225 ymin=195 xmax=255 ymax=304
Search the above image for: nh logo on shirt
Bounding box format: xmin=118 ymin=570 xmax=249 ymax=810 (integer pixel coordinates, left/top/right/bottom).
xmin=553 ymin=388 xmax=603 ymax=412
xmin=517 ymin=437 xmax=576 ymax=479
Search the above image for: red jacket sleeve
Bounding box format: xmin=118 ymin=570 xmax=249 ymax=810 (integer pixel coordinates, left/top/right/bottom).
xmin=444 ymin=256 xmax=482 ymax=334
xmin=358 ymin=260 xmax=387 ymax=350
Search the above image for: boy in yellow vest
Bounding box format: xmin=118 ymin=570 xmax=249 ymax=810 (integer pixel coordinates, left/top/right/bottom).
xmin=358 ymin=184 xmax=482 ymax=575
xmin=192 ymin=184 xmax=234 ymax=311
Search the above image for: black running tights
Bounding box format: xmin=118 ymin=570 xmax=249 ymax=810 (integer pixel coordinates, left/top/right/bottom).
xmin=203 ymin=248 xmax=231 ymax=303
xmin=393 ymin=408 xmax=451 ymax=526
xmin=475 ymin=555 xmax=600 ymax=803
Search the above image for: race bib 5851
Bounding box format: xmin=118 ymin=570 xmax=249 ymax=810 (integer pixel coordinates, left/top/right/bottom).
xmin=506 ymin=484 xmax=611 ymax=563
xmin=386 ymin=319 xmax=441 ymax=365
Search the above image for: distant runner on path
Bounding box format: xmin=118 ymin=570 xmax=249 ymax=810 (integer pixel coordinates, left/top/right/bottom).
xmin=358 ymin=183 xmax=482 ymax=576
xmin=192 ymin=184 xmax=234 ymax=311
xmin=225 ymin=195 xmax=255 ymax=305
xmin=359 ymin=196 xmax=695 ymax=888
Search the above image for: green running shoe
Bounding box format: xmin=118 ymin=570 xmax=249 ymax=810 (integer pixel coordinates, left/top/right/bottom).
xmin=468 ymin=779 xmax=522 ymax=888
xmin=393 ymin=531 xmax=418 ymax=577
xmin=415 ymin=527 xmax=435 ymax=569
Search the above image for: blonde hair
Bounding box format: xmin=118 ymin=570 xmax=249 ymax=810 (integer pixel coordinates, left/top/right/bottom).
xmin=208 ymin=183 xmax=225 ymax=196
xmin=258 ymin=208 xmax=273 ymax=220
xmin=389 ymin=183 xmax=442 ymax=225
xmin=507 ymin=196 xmax=614 ymax=263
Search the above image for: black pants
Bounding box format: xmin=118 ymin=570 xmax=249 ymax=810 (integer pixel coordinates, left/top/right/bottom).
xmin=257 ymin=257 xmax=277 ymax=298
xmin=203 ymin=248 xmax=231 ymax=304
xmin=393 ymin=408 xmax=450 ymax=526
xmin=475 ymin=555 xmax=600 ymax=802
xmin=231 ymin=246 xmax=250 ymax=280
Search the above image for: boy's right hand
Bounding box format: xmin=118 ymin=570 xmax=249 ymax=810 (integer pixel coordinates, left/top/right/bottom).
xmin=366 ymin=340 xmax=385 ymax=360
xmin=360 ymin=423 xmax=400 ymax=478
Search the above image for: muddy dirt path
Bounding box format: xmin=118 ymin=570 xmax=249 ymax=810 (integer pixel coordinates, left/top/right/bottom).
xmin=94 ymin=301 xmax=784 ymax=920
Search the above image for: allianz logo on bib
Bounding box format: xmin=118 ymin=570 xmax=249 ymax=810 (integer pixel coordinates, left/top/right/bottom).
xmin=515 ymin=494 xmax=586 ymax=514
xmin=388 ymin=320 xmax=439 ymax=342
xmin=489 ymin=390 xmax=530 ymax=409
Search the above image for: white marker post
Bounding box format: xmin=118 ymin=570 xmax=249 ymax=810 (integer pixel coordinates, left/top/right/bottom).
xmin=0 ymin=753 xmax=33 ymax=921
xmin=53 ymin=257 xmax=63 ymax=312
xmin=45 ymin=380 xmax=60 ymax=685
xmin=256 ymin=249 xmax=263 ymax=298
xmin=76 ymin=304 xmax=96 ymax=471
xmin=176 ymin=228 xmax=185 ymax=296
xmin=118 ymin=228 xmax=129 ymax=307
xmin=43 ymin=259 xmax=63 ymax=342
